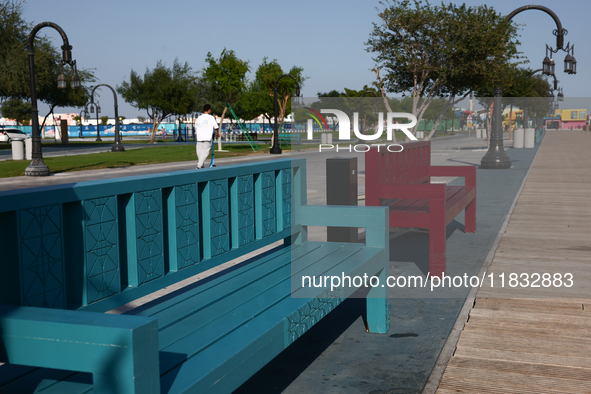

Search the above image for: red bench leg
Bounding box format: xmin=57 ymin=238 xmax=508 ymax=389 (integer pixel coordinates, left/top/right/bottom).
xmin=429 ymin=227 xmax=446 ymax=278
xmin=430 ymin=199 xmax=446 ymax=278
xmin=465 ymin=198 xmax=476 ymax=233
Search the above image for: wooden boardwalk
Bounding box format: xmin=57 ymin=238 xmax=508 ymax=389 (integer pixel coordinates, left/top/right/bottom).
xmin=436 ymin=130 xmax=591 ymax=394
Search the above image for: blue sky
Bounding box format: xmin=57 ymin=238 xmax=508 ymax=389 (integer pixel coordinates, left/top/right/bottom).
xmin=22 ymin=0 xmax=591 ymax=118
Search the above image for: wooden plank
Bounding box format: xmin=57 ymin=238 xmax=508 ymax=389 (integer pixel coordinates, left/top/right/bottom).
xmin=481 ymin=259 xmax=591 ymax=271
xmin=438 ymin=375 xmax=571 ymax=394
xmin=476 ymin=287 xmax=591 ymax=299
xmin=475 ymin=297 xmax=584 ymax=310
xmin=467 ymin=311 xmax=591 ymax=332
xmin=459 ymin=330 xmax=591 ymax=353
xmin=468 ymin=307 xmax=591 ymax=326
xmin=441 ymin=365 xmax=591 ymax=394
xmin=456 ymin=334 xmax=591 ymax=359
xmin=448 ymin=356 xmax=591 ymax=381
xmin=453 ymin=346 xmax=591 ymax=370
xmin=464 ymin=321 xmax=591 ymax=340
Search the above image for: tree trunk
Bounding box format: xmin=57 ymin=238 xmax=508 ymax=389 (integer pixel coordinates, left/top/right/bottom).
xmin=414 ymin=98 xmax=431 ymax=141
xmin=508 ymin=104 xmax=513 ymax=142
xmin=425 ymin=91 xmax=470 ymax=141
xmin=217 ymin=106 xmax=227 ymax=151
xmin=426 ymin=98 xmax=455 ymax=141
xmin=150 ymin=118 xmax=159 ymax=143
xmin=486 ymin=112 xmax=492 ymax=149
xmin=373 ymin=67 xmax=395 ymax=143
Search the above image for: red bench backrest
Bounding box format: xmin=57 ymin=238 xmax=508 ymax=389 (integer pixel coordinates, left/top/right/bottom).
xmin=366 ymin=141 xmax=431 ymax=187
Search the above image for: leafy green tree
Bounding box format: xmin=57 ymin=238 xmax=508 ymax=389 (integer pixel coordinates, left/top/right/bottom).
xmin=0 ymin=0 xmax=57 ymax=100
xmin=118 ymin=58 xmax=199 ymax=143
xmin=236 ymin=80 xmax=267 ymax=122
xmin=476 ymin=66 xmax=551 ymax=139
xmin=192 ymin=76 xmax=227 ymax=122
xmin=203 ymin=49 xmax=249 ymax=150
xmin=100 ymin=116 xmax=109 ymax=125
xmin=38 ymin=66 xmax=93 ymax=129
xmin=252 ymin=58 xmax=304 ymax=134
xmin=0 ymin=97 xmax=31 ymax=125
xmin=367 ymin=0 xmax=521 ymax=140
xmin=137 ymin=116 xmax=147 ymax=123
xmin=1 ymin=0 xmax=95 ymax=132
xmin=311 ymin=86 xmax=383 ymax=135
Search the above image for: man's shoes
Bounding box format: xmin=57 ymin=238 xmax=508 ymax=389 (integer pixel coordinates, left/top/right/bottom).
xmin=211 ymin=165 xmax=216 ymax=167
xmin=196 ymin=166 xmax=201 ymax=170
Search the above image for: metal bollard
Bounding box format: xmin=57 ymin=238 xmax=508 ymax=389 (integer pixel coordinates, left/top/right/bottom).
xmin=25 ymin=138 xmax=32 ymax=160
xmin=11 ymin=140 xmax=24 ymax=160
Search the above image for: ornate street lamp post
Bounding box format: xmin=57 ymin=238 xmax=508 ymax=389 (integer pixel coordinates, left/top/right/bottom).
xmin=89 ymin=84 xmax=124 ymax=152
xmin=481 ymin=5 xmax=574 ymax=169
xmin=78 ymin=110 xmax=85 ymax=138
xmin=270 ymin=74 xmax=301 ymax=155
xmin=85 ymin=101 xmax=102 ymax=141
xmin=25 ymin=22 xmax=81 ymax=177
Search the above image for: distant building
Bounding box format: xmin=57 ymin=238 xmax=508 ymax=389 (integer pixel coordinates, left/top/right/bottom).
xmin=544 ymin=109 xmax=587 ymax=130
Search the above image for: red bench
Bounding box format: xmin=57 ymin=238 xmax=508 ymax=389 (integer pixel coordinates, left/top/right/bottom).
xmin=365 ymin=141 xmax=476 ymax=277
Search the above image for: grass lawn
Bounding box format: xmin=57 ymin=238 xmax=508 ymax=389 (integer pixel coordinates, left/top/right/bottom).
xmin=0 ymin=144 xmax=277 ymax=178
xmin=0 ymin=138 xmax=180 ymax=151
xmin=0 ymin=132 xmax=419 ymax=178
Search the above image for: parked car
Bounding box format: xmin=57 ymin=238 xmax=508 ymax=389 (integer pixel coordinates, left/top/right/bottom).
xmin=0 ymin=128 xmax=30 ymax=142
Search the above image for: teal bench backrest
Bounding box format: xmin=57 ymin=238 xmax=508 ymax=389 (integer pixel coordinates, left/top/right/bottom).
xmin=0 ymin=158 xmax=306 ymax=313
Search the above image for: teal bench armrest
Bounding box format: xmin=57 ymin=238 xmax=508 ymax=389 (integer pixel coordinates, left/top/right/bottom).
xmin=298 ymin=205 xmax=389 ymax=249
xmin=0 ymin=306 xmax=160 ymax=394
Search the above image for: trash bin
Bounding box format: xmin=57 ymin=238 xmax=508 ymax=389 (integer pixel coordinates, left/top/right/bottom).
xmin=321 ymin=133 xmax=327 ymax=144
xmin=524 ymin=128 xmax=535 ymax=148
xmin=326 ymin=157 xmax=358 ymax=242
xmin=25 ymin=137 xmax=32 ymax=160
xmin=513 ymin=128 xmax=524 ymax=149
xmin=11 ymin=139 xmax=24 ymax=160
xmin=476 ymin=128 xmax=482 ymax=139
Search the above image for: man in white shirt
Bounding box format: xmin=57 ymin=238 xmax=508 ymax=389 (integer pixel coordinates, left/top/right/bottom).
xmin=195 ymin=104 xmax=219 ymax=169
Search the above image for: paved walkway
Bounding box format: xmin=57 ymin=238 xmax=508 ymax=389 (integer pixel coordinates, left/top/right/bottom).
xmin=435 ymin=130 xmax=591 ymax=393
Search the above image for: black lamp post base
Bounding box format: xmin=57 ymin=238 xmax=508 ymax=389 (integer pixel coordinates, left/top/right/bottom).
xmin=96 ymin=137 xmax=102 ymax=142
xmin=480 ymin=149 xmax=512 ymax=169
xmin=111 ymin=143 xmax=125 ymax=152
xmin=270 ymin=146 xmax=282 ymax=154
xmin=25 ymin=159 xmax=50 ymax=176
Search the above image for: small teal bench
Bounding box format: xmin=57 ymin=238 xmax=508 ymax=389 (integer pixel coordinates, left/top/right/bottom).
xmin=535 ymin=127 xmax=545 ymax=143
xmin=257 ymin=133 xmax=302 ymax=145
xmin=0 ymin=158 xmax=390 ymax=393
xmin=279 ymin=132 xmax=302 ymax=145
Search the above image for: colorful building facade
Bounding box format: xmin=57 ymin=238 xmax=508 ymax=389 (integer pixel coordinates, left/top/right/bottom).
xmin=544 ymin=109 xmax=587 ymax=130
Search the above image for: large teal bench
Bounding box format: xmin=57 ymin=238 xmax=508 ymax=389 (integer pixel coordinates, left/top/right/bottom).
xmin=0 ymin=158 xmax=390 ymax=393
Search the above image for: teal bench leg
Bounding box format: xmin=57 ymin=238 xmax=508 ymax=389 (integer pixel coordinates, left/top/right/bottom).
xmin=0 ymin=306 xmax=160 ymax=394
xmin=366 ymin=269 xmax=390 ymax=334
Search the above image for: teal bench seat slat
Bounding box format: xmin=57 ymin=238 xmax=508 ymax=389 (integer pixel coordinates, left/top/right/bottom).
xmin=157 ymin=244 xmax=374 ymax=358
xmin=0 ymin=158 xmax=390 ymax=394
